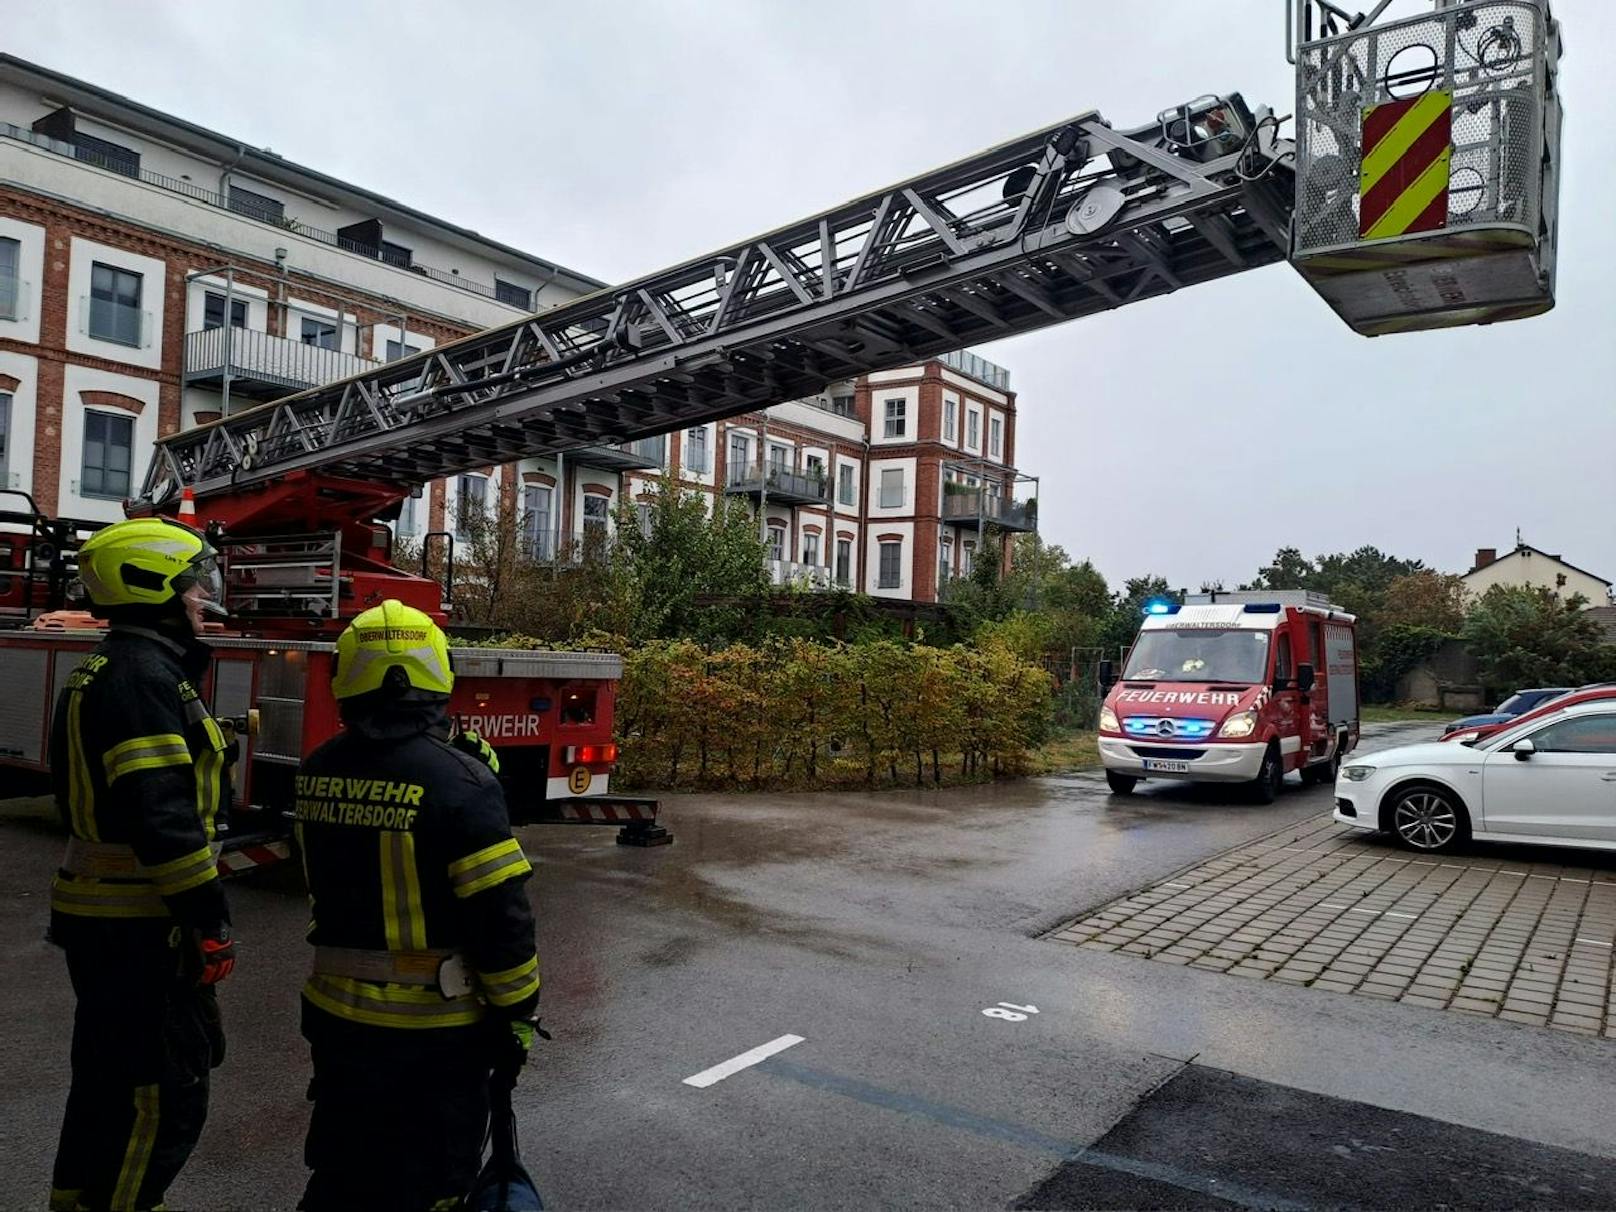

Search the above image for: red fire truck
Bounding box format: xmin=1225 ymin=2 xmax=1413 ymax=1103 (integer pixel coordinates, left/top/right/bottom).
xmin=0 ymin=485 xmax=668 ymax=873
xmin=1097 ymin=591 xmax=1359 ymax=802
xmin=0 ymin=0 xmax=1565 ymax=854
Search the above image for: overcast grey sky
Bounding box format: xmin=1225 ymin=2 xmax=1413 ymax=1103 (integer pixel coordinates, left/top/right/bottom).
xmin=14 ymin=1 xmax=1611 ymax=591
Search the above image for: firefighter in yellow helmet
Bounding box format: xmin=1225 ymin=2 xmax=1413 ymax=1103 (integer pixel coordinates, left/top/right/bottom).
xmin=48 ymin=516 xmax=236 ymax=1212
xmin=295 ymin=599 xmax=540 ymax=1212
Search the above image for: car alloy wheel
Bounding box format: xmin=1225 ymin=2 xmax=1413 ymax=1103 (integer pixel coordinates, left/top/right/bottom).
xmin=1391 ymin=789 xmax=1460 ymax=851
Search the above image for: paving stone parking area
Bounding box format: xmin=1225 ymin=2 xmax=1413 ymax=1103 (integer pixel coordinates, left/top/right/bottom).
xmin=1050 ymin=815 xmax=1616 ymax=1037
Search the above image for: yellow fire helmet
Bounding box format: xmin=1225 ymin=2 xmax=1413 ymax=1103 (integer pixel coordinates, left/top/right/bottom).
xmin=331 ymin=599 xmax=454 ymax=701
xmin=77 ymin=516 xmax=224 ymax=613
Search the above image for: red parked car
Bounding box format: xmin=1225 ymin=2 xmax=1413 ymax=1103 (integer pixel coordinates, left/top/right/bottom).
xmin=1442 ymin=684 xmax=1616 ymax=745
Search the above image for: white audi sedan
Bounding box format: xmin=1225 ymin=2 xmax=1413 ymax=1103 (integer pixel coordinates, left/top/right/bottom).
xmin=1334 ymin=699 xmax=1616 ymax=854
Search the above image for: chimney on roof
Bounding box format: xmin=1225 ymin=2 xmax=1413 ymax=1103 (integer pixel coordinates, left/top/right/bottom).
xmin=1474 ymin=548 xmax=1497 ymax=570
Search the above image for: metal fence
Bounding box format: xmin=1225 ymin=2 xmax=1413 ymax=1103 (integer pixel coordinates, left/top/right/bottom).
xmin=184 ymin=328 xmax=377 ymax=391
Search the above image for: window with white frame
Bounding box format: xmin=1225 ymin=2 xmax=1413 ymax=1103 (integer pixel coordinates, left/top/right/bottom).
xmin=89 ymin=263 xmax=142 ymax=347
xmin=767 ymin=525 xmax=786 ymax=562
xmin=455 ymin=475 xmax=487 ymax=537
xmin=203 ymin=291 xmax=246 ymax=331
xmin=768 ymin=443 xmax=790 ymax=473
xmin=879 ymin=467 xmax=904 ymax=509
xmin=837 ymin=462 xmax=856 ymax=506
xmin=943 ymin=397 xmax=957 ymax=442
xmin=727 ymin=433 xmax=751 ymax=483
xmin=878 ymin=540 xmax=902 ymax=589
xmin=397 ymin=490 xmax=420 ymax=537
xmin=990 ymin=416 xmax=1003 ymax=457
xmin=301 ymin=317 xmax=338 ymax=350
xmin=522 ymin=485 xmax=553 ymax=558
xmin=0 ymin=238 xmax=20 ymax=321
xmin=805 ymin=453 xmax=825 ymax=485
xmin=81 ymin=411 xmax=134 ymax=499
xmin=635 ymin=502 xmax=654 ymax=537
xmin=963 ymin=541 xmax=976 ymax=576
xmin=835 ymin=538 xmax=852 ymax=586
xmin=883 ymin=397 xmax=906 ymax=438
xmin=582 ymin=494 xmax=611 ymax=537
xmin=803 ymin=532 xmax=820 ymax=566
xmin=386 ymin=339 xmax=425 ymax=362
xmin=684 ymin=426 xmax=710 ymax=474
xmin=967 ymin=409 xmax=980 ymax=450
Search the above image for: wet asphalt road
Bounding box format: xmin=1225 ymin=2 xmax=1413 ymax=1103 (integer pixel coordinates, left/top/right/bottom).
xmin=6 ymin=720 xmax=1616 ymax=1209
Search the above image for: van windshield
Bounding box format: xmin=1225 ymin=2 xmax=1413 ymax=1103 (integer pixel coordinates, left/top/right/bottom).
xmin=1123 ymin=629 xmax=1271 ymax=685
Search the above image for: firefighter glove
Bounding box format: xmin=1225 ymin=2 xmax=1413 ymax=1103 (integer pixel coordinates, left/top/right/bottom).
xmin=196 ymin=929 xmax=236 ymax=985
xmin=500 ymin=1015 xmax=549 ymax=1074
xmin=450 ymin=729 xmax=501 ymax=775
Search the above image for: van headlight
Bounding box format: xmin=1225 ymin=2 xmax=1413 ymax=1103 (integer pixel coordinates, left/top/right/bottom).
xmin=1218 ymin=710 xmax=1257 ymax=738
xmin=1341 ymin=765 xmax=1376 ymax=782
xmin=1099 ymin=706 xmax=1120 ymax=733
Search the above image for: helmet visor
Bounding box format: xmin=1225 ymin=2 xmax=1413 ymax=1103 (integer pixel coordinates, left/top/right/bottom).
xmin=184 ymin=552 xmax=228 ymax=619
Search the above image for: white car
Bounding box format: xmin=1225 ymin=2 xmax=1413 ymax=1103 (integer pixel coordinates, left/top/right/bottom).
xmin=1333 ymin=698 xmax=1616 ymax=853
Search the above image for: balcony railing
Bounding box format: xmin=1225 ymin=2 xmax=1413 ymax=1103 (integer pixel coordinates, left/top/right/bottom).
xmin=1 ymin=121 xmax=508 ymax=304
xmin=939 ymin=348 xmax=1011 ymax=390
xmin=725 ymin=462 xmax=830 ymax=505
xmin=184 ymin=327 xmax=378 ymax=397
xmin=768 ymin=559 xmax=832 ymax=589
xmin=622 ymin=435 xmax=666 ymax=465
xmin=941 ymin=489 xmax=1036 ymax=532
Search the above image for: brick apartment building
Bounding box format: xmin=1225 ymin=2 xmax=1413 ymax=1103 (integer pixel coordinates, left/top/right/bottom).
xmin=0 ymin=54 xmax=1035 ymax=605
xmin=609 ymin=350 xmax=1036 ymax=602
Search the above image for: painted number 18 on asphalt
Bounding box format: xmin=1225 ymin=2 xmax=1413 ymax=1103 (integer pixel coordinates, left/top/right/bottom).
xmin=983 ymin=1002 xmax=1039 ymax=1022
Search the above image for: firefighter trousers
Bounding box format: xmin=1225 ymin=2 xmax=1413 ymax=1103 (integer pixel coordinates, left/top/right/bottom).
xmin=50 ymin=921 xmax=224 ymax=1212
xmin=300 ymin=1004 xmax=493 ymax=1212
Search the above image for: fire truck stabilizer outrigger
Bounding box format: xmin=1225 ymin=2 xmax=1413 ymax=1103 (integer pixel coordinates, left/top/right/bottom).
xmin=0 ymin=1 xmax=1564 ymax=873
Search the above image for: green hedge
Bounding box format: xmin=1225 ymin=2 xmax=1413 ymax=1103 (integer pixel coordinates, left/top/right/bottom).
xmin=614 ymin=637 xmax=1053 ymax=791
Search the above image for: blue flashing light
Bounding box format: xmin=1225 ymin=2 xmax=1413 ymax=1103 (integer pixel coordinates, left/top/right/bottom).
xmin=1242 ymin=603 xmax=1282 ymax=613
xmin=1123 ymin=717 xmax=1216 ymax=740
xmin=1143 ymin=599 xmax=1179 ymax=617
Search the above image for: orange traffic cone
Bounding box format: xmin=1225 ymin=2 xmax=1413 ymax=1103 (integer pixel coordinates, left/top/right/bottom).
xmin=178 ymin=487 xmax=197 ymax=526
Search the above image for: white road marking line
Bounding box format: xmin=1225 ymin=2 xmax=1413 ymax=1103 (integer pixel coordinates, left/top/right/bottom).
xmin=1527 ymin=874 xmax=1558 ymax=881
xmin=1574 ymin=938 xmax=1613 ymax=948
xmin=1347 ymin=907 xmax=1381 ymax=915
xmin=1321 ymin=903 xmax=1349 ymax=910
xmin=1162 ymin=882 xmax=1190 ymax=889
xmin=1384 ymin=911 xmax=1420 ymax=919
xmin=1559 ymin=877 xmax=1589 ymax=884
xmin=682 ymin=1034 xmax=804 ymax=1088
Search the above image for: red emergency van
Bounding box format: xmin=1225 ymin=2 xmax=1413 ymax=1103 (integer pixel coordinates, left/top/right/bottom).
xmin=1097 ymin=591 xmax=1359 ymax=801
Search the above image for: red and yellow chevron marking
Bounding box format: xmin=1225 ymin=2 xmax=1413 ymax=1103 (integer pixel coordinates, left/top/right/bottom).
xmin=1358 ymin=90 xmax=1452 ymax=241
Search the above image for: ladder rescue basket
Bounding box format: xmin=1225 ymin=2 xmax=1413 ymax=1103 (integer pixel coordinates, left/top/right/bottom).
xmin=1290 ymin=0 xmax=1563 ymax=336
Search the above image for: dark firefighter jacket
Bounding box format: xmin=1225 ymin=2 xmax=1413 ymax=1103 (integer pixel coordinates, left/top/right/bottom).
xmin=49 ymin=626 xmax=232 ymax=933
xmin=295 ymin=700 xmax=539 ymax=1030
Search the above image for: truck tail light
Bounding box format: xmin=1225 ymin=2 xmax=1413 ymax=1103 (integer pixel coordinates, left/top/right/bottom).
xmin=565 ymin=743 xmax=618 ymax=765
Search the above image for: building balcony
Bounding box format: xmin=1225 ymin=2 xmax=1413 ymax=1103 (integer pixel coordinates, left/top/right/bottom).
xmin=768 ymin=559 xmax=832 ymax=590
xmin=1 ymin=120 xmax=512 ymax=305
xmin=941 ymin=489 xmax=1037 ymax=533
xmin=183 ymin=327 xmax=377 ymax=400
xmin=569 ymin=438 xmax=664 ymax=473
xmin=725 ymin=462 xmax=830 ymax=506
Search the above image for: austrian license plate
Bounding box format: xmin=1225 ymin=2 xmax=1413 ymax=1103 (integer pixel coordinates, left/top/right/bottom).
xmin=1142 ymin=758 xmax=1191 ymax=773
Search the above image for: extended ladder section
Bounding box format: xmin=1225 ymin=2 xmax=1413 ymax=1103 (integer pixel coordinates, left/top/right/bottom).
xmin=138 ymin=99 xmax=1297 ymax=507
